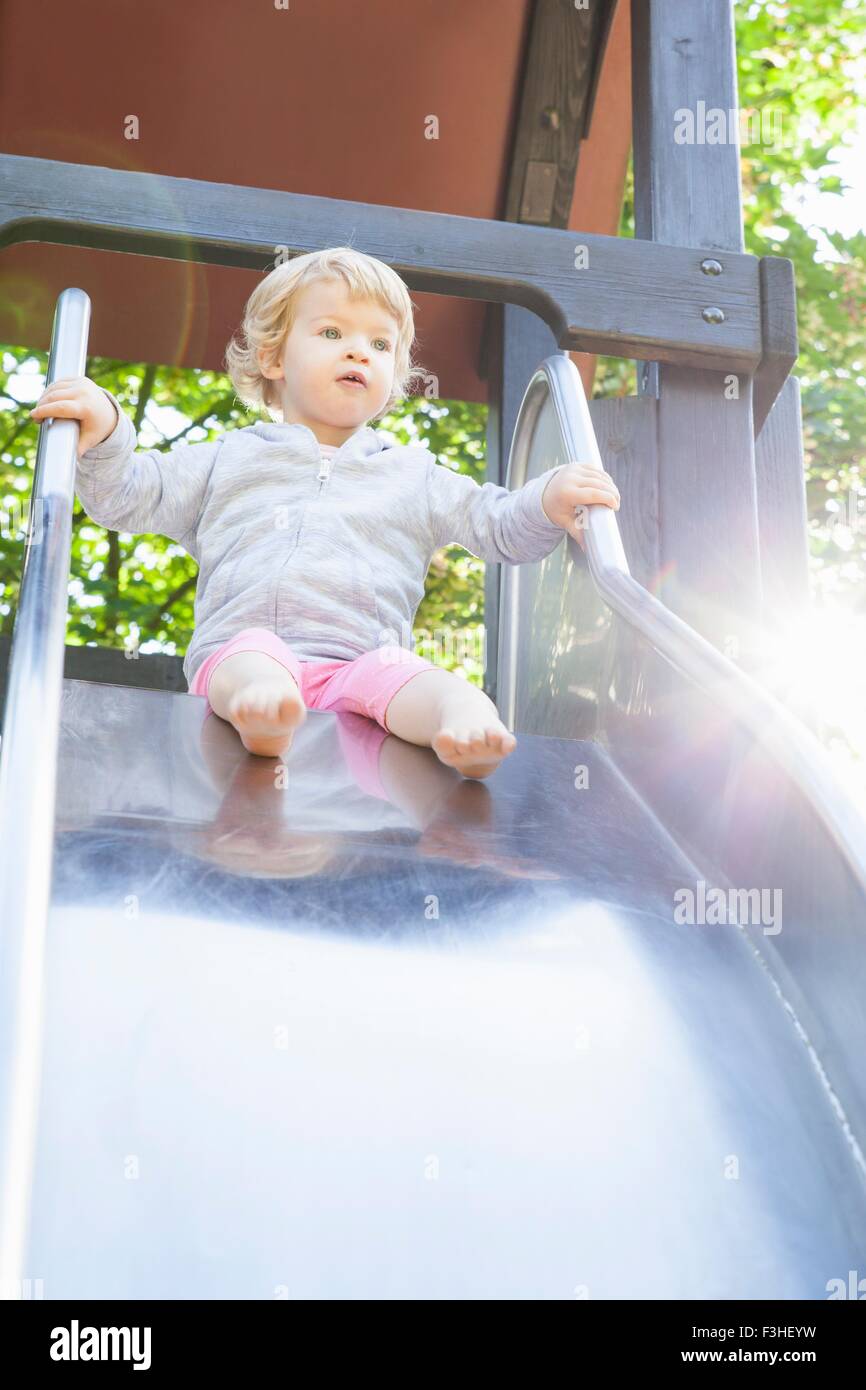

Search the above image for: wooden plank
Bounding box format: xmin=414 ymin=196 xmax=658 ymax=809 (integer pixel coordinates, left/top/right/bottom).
xmin=0 ymin=636 xmax=188 ymax=719
xmin=589 ymin=396 xmax=660 ymax=591
xmin=631 ymin=0 xmax=762 ymax=657
xmin=0 ymin=152 xmax=761 ymax=373
xmin=482 ymin=304 xmax=506 ymax=705
xmin=581 ymin=0 xmax=619 ymax=140
xmin=754 ymin=255 xmax=799 ymax=436
xmin=481 ymin=1 xmax=615 ymax=703
xmin=755 ymin=375 xmax=810 ymax=619
xmin=483 ymin=307 xmax=560 ymax=704
xmin=653 ymin=366 xmax=762 ymax=649
xmin=632 ymin=2 xmax=745 ymax=250
xmin=503 ymin=0 xmax=614 ymax=227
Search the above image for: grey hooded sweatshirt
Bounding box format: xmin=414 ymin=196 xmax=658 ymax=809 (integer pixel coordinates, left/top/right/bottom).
xmin=74 ymin=388 xmax=568 ymax=689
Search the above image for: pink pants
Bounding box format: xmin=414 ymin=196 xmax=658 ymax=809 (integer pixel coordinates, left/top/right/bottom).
xmin=188 ymin=627 xmax=438 ymax=799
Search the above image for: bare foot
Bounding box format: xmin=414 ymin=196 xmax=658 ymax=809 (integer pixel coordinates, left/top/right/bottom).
xmin=431 ymin=715 xmax=517 ymax=779
xmin=226 ymin=678 xmax=306 ymax=756
xmin=416 ymin=819 xmax=561 ymax=878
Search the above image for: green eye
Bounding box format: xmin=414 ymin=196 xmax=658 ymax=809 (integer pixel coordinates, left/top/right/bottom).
xmin=321 ymin=326 xmax=391 ymax=350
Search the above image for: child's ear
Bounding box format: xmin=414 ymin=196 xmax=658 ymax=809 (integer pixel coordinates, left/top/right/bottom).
xmin=259 ymin=342 xmax=287 ymax=381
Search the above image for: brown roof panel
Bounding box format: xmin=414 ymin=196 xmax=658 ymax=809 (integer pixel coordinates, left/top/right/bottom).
xmin=0 ymin=0 xmax=630 ymax=403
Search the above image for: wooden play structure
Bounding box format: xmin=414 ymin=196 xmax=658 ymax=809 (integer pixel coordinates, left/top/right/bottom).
xmin=0 ymin=0 xmax=806 ymax=698
xmin=5 ymin=3 xmax=861 ymax=1305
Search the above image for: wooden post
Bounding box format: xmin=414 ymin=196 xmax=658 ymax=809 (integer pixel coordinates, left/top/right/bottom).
xmin=590 ymin=397 xmax=660 ymax=592
xmin=755 ymin=376 xmax=810 ymax=621
xmin=484 ymin=304 xmax=559 ymax=704
xmin=631 ymin=0 xmax=763 ymax=662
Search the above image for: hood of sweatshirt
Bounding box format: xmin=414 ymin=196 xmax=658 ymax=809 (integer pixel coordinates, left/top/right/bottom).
xmin=248 ymin=421 xmax=394 ymax=460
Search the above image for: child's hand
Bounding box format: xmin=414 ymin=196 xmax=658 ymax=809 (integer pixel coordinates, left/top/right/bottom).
xmin=541 ymin=461 xmax=620 ymax=542
xmin=29 ymin=376 xmax=119 ymax=458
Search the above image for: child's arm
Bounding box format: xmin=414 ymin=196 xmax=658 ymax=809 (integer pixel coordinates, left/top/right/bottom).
xmin=31 ymin=377 xmax=221 ymax=548
xmin=424 ymin=456 xmax=619 ymax=565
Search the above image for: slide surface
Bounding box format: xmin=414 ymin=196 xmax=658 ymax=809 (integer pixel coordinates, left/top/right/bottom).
xmin=27 ymin=674 xmax=866 ymax=1299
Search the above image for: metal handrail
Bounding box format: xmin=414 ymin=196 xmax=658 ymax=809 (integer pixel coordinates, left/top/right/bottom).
xmin=0 ymin=287 xmax=90 ymax=1298
xmin=499 ymin=353 xmax=866 ymax=896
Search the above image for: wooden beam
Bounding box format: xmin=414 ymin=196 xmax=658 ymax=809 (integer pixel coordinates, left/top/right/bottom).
xmin=503 ymin=0 xmax=615 ymax=228
xmin=483 ymin=307 xmax=560 ymax=704
xmin=480 ymin=2 xmax=615 ymax=702
xmin=590 ymin=396 xmax=660 ymax=591
xmin=0 ymin=152 xmax=762 ymax=374
xmin=631 ymin=0 xmax=763 ymax=659
xmin=754 ymin=255 xmax=799 ymax=436
xmin=0 ymin=637 xmax=188 ymax=712
xmin=581 ymin=0 xmax=619 ymax=141
xmin=633 ymin=5 xmax=746 ymax=250
xmin=755 ymin=375 xmax=810 ymax=620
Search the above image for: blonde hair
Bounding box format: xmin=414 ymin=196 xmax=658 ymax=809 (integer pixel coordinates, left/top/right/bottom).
xmin=224 ymin=246 xmax=427 ymax=423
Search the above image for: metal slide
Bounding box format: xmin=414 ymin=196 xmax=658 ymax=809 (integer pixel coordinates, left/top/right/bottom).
xmin=1 ymin=292 xmax=866 ymax=1300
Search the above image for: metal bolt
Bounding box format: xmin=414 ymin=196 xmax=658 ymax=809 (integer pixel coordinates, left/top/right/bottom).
xmin=700 ymin=258 xmax=723 ymax=276
xmin=702 ymin=306 xmax=726 ymax=325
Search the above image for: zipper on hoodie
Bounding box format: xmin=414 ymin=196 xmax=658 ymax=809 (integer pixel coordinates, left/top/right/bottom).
xmin=293 ymin=453 xmax=333 ymax=551
xmin=316 ymin=456 xmax=333 ymax=495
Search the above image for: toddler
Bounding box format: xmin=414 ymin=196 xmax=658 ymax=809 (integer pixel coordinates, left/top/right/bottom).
xmin=32 ymin=247 xmax=619 ymax=779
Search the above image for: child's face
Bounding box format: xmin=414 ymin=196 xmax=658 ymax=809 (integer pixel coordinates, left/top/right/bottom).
xmin=259 ymin=278 xmax=399 ymax=444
